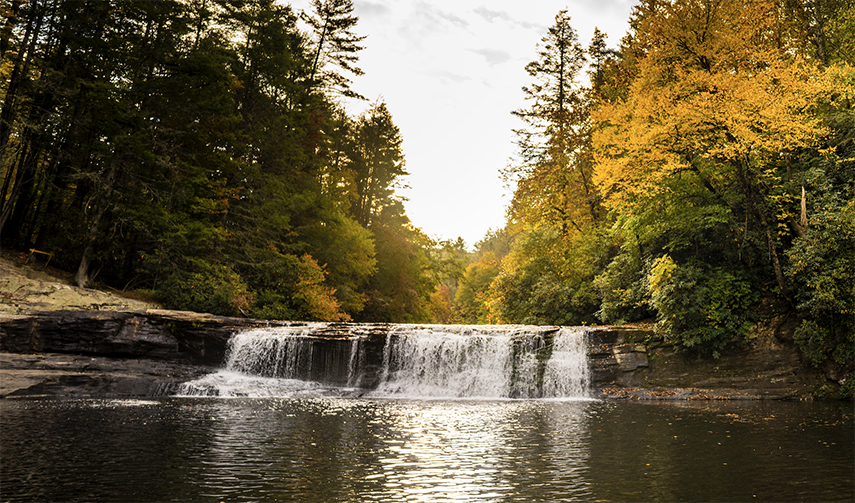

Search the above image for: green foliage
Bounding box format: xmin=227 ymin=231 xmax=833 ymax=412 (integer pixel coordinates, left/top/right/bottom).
xmin=648 ymin=256 xmax=758 ymax=358
xmin=300 ymin=213 xmax=376 ymax=314
xmin=303 ymin=0 xmax=367 ymax=98
xmin=159 ymin=260 xmax=252 ymax=317
xmin=785 ymin=182 xmax=855 ymax=368
xmin=473 ymin=228 xmax=511 ymax=262
xmin=423 ymin=237 xmax=470 ymax=311
xmin=237 ymin=250 xmax=331 ymax=321
xmin=454 ymin=252 xmax=501 ymax=324
xmin=783 ymin=62 xmax=855 ymax=371
xmin=0 ymin=0 xmax=441 ymax=324
xmin=489 ymin=228 xmax=600 ymax=326
xmin=594 ymin=241 xmax=652 ymax=324
xmin=357 ymin=224 xmax=434 ymax=323
xmin=451 ymin=1 xmax=853 ymax=361
xmin=349 ymin=101 xmax=408 ymax=228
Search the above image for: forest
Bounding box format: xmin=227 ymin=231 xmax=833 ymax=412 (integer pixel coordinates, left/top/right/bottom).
xmin=1 ymin=0 xmax=852 ymax=374
xmin=461 ymin=0 xmax=854 ymax=376
xmin=0 ymin=0 xmax=451 ymax=323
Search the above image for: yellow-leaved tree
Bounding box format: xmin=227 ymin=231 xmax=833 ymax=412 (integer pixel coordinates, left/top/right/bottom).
xmin=593 ymin=0 xmax=834 ymax=295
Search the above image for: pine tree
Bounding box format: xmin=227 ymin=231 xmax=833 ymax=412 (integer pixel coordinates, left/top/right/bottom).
xmin=302 ymin=0 xmax=366 ymax=99
xmin=349 ymin=101 xmax=407 ymax=228
xmin=507 ymin=10 xmax=599 ymax=236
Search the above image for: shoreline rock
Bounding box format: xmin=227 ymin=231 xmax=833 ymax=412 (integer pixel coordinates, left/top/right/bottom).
xmin=586 ymin=325 xmax=834 ymax=400
xmin=1 ymin=351 xmax=214 ymax=399
xmin=0 ymin=310 xmax=835 ymax=400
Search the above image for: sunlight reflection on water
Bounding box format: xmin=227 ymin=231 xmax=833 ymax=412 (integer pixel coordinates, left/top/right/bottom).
xmin=1 ymin=398 xmax=852 ymax=502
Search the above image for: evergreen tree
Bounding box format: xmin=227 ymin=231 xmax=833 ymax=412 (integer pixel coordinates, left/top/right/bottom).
xmin=507 ymin=10 xmax=600 ymax=236
xmin=349 ymin=101 xmax=407 ymax=228
xmin=302 ymin=0 xmax=366 ymax=99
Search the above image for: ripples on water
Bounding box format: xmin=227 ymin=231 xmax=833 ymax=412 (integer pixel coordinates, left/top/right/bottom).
xmin=1 ymin=398 xmax=853 ymax=502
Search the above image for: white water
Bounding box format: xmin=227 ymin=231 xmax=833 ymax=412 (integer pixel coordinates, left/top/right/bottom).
xmin=373 ymin=326 xmax=516 ymax=398
xmin=543 ymin=328 xmax=591 ymax=398
xmin=178 ymin=325 xmax=364 ymax=397
xmin=177 ymin=325 xmax=590 ymax=399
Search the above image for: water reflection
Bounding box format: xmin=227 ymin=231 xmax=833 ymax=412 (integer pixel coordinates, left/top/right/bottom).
xmin=1 ymin=398 xmax=852 ymax=502
xmin=361 ymin=401 xmax=592 ymax=501
xmin=177 ymin=399 xmax=593 ymax=502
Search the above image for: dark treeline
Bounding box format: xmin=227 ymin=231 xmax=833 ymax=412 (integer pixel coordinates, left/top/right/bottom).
xmin=452 ymin=0 xmax=853 ymax=395
xmin=0 ymin=0 xmax=454 ymax=322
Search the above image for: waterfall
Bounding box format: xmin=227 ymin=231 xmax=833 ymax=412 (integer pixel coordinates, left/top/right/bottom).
xmin=177 ymin=324 xmax=591 ymax=399
xmin=374 ymin=326 xmax=517 ymax=398
xmin=543 ymin=328 xmax=590 ymax=397
xmin=177 ymin=325 xmax=364 ymax=397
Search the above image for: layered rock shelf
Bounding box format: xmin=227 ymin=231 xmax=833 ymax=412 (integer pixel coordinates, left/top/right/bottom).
xmin=0 ymin=309 xmax=826 ymax=399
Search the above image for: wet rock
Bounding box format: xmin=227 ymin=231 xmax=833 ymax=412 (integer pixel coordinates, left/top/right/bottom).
xmin=615 ymin=351 xmax=649 ymax=371
xmin=0 ymin=313 xmax=834 ymax=400
xmin=0 ymin=309 xmax=281 ymax=364
xmin=0 ymin=352 xmax=213 ymax=398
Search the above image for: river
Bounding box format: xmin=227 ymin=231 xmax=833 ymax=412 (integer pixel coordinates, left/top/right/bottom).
xmin=1 ymin=397 xmax=852 ymax=502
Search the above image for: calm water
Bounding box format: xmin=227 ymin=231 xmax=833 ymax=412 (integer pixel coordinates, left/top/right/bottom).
xmin=1 ymin=398 xmax=852 ymax=502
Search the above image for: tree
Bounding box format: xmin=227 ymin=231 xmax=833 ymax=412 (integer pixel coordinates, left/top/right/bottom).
xmin=0 ymin=0 xmax=442 ymax=323
xmin=356 ymin=223 xmax=433 ymax=323
xmin=453 ymin=251 xmax=500 ymax=324
xmin=783 ymin=63 xmax=855 ymax=378
xmin=349 ymin=101 xmax=407 ymax=228
xmin=482 ymin=10 xmax=607 ymax=326
xmin=593 ymin=0 xmax=831 ymax=297
xmin=506 ymin=10 xmax=600 ymax=235
xmin=488 ymin=226 xmax=602 ymax=326
xmin=302 ymin=0 xmax=366 ymax=99
xmin=589 ymin=0 xmax=851 ymax=355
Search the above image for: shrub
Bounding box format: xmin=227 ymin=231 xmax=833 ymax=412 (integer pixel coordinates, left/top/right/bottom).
xmin=159 ymin=260 xmax=252 ymax=316
xmin=648 ymin=256 xmax=757 ymax=358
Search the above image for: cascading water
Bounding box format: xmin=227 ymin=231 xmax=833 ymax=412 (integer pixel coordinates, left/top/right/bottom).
xmin=177 ymin=324 xmax=591 ymax=399
xmin=542 ymin=328 xmax=590 ymax=397
xmin=374 ymin=326 xmax=518 ymax=398
xmin=177 ymin=325 xmax=365 ymax=397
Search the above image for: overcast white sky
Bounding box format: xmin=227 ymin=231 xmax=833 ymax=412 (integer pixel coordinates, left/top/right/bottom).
xmin=293 ymin=1 xmax=638 ymax=248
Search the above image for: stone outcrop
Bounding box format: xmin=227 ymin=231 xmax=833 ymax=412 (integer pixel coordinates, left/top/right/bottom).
xmin=586 ymin=324 xmax=832 ymax=400
xmin=0 ymin=310 xmax=836 ymax=399
xmin=0 ymin=258 xmax=158 ymax=315
xmin=0 ymin=310 xmax=247 ymax=397
xmin=0 ymin=310 xmax=393 ymax=397
xmin=1 ymin=352 xmax=212 ymax=398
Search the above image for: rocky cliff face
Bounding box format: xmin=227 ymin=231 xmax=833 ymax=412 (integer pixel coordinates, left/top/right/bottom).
xmin=0 ymin=310 xmax=834 ymax=399
xmin=587 ymin=323 xmax=838 ymax=399
xmin=0 ymin=310 xmax=392 ymax=397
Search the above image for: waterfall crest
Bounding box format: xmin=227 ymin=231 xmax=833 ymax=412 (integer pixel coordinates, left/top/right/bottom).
xmin=178 ymin=324 xmax=591 ymax=399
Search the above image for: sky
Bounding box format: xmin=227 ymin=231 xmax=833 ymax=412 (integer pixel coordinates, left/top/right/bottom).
xmin=293 ymin=0 xmax=639 ymax=248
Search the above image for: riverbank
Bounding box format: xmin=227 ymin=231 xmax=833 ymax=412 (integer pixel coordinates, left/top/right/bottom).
xmin=0 ymin=254 xmax=843 ymax=400
xmin=0 ymin=254 xmax=224 ymax=398
xmin=0 ymin=250 xmax=159 ymax=315
xmin=0 ymin=309 xmax=832 ymax=400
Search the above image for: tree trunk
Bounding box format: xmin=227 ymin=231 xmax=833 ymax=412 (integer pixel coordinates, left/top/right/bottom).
xmin=0 ymin=2 xmax=44 ymax=159
xmin=76 ymin=205 xmax=106 ymax=287
xmin=738 ymin=162 xmax=788 ymax=296
xmin=0 ymin=0 xmax=22 ymax=61
xmin=75 ymin=152 xmax=119 ymax=287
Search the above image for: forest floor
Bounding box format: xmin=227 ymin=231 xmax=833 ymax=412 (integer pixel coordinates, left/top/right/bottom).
xmin=0 ymin=249 xmax=159 ymax=318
